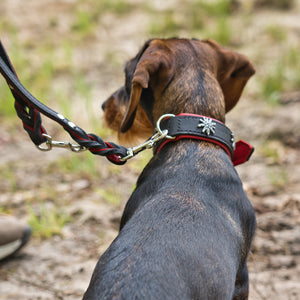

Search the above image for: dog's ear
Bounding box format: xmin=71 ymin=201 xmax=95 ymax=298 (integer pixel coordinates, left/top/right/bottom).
xmin=203 ymin=39 xmax=255 ymax=112
xmin=120 ymin=40 xmax=174 ymax=132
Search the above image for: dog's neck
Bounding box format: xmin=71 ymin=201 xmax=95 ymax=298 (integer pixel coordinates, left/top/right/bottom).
xmin=151 ymin=71 xmax=226 ymax=124
xmin=136 ymin=139 xmax=235 ymax=196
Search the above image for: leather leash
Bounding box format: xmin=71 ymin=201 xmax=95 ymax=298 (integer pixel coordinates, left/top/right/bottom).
xmin=0 ymin=41 xmax=128 ymax=165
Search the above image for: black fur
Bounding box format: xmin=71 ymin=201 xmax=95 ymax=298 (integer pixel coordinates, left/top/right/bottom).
xmin=84 ymin=141 xmax=256 ymax=299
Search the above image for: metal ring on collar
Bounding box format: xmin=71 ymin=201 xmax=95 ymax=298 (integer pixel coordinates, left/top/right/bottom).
xmin=156 ymin=114 xmax=176 ymax=140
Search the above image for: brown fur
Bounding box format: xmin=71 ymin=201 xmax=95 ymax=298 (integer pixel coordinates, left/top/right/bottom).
xmin=103 ymin=90 xmax=153 ymax=145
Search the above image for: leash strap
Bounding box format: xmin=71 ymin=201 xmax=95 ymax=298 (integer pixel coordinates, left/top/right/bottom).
xmin=0 ymin=41 xmax=127 ymax=165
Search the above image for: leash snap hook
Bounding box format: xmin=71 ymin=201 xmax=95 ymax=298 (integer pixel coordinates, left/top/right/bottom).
xmin=36 ymin=134 xmax=53 ymax=151
xmin=119 ymin=132 xmax=167 ymax=162
xmin=36 ymin=134 xmax=87 ymax=152
xmin=119 ymin=115 xmax=176 ymax=162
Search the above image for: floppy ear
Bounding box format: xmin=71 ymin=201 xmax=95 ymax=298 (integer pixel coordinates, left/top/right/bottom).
xmin=120 ymin=40 xmax=174 ymax=132
xmin=204 ymin=39 xmax=255 ymax=112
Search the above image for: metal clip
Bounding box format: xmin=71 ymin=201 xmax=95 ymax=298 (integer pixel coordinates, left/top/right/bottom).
xmin=119 ymin=114 xmax=175 ymax=162
xmin=37 ymin=134 xmax=87 ymax=153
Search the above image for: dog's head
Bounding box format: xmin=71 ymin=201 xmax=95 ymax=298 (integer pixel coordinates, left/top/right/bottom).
xmin=102 ymin=38 xmax=255 ymax=144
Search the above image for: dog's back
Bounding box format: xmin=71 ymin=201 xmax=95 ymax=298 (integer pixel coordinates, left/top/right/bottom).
xmin=84 ymin=142 xmax=256 ymax=300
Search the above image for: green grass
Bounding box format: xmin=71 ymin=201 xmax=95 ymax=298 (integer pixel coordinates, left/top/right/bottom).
xmin=147 ymin=0 xmax=234 ymax=45
xmin=0 ymin=165 xmax=18 ymax=192
xmin=28 ymin=205 xmax=71 ymax=239
xmin=266 ymin=24 xmax=287 ymax=43
xmin=29 ymin=60 xmax=56 ymax=100
xmin=258 ymin=140 xmax=283 ymax=164
xmin=0 ymin=82 xmax=16 ymax=118
xmin=267 ymin=167 xmax=288 ymax=189
xmin=260 ymin=46 xmax=300 ymax=105
xmin=285 ymin=47 xmax=300 ymax=88
xmin=261 ymin=64 xmax=284 ymax=105
xmin=207 ymin=17 xmax=232 ymax=45
xmin=255 ymin=0 xmax=295 ymax=10
xmin=197 ymin=0 xmax=232 ymax=16
xmin=0 ymin=18 xmax=17 ymax=35
xmin=148 ymin=10 xmax=182 ymax=36
xmin=96 ymin=187 xmax=121 ymax=206
xmin=71 ymin=0 xmax=133 ymax=37
xmin=98 ymin=0 xmax=133 ymax=15
xmin=0 ymin=207 xmax=11 ymax=215
xmin=48 ymin=154 xmax=99 ymax=179
xmin=71 ymin=9 xmax=97 ymax=36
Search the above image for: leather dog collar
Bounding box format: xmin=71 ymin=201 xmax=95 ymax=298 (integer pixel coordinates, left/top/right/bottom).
xmin=154 ymin=113 xmax=254 ymax=166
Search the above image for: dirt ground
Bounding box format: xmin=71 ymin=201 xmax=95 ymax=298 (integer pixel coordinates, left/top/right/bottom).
xmin=0 ymin=0 xmax=300 ymax=299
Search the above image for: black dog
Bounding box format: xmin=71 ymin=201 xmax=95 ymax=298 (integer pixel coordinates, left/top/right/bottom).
xmin=84 ymin=38 xmax=256 ymax=299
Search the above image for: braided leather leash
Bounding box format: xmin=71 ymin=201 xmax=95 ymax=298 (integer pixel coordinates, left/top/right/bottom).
xmin=0 ymin=41 xmax=129 ymax=165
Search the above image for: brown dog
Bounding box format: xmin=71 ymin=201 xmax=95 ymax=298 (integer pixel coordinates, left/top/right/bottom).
xmin=84 ymin=38 xmax=256 ymax=300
